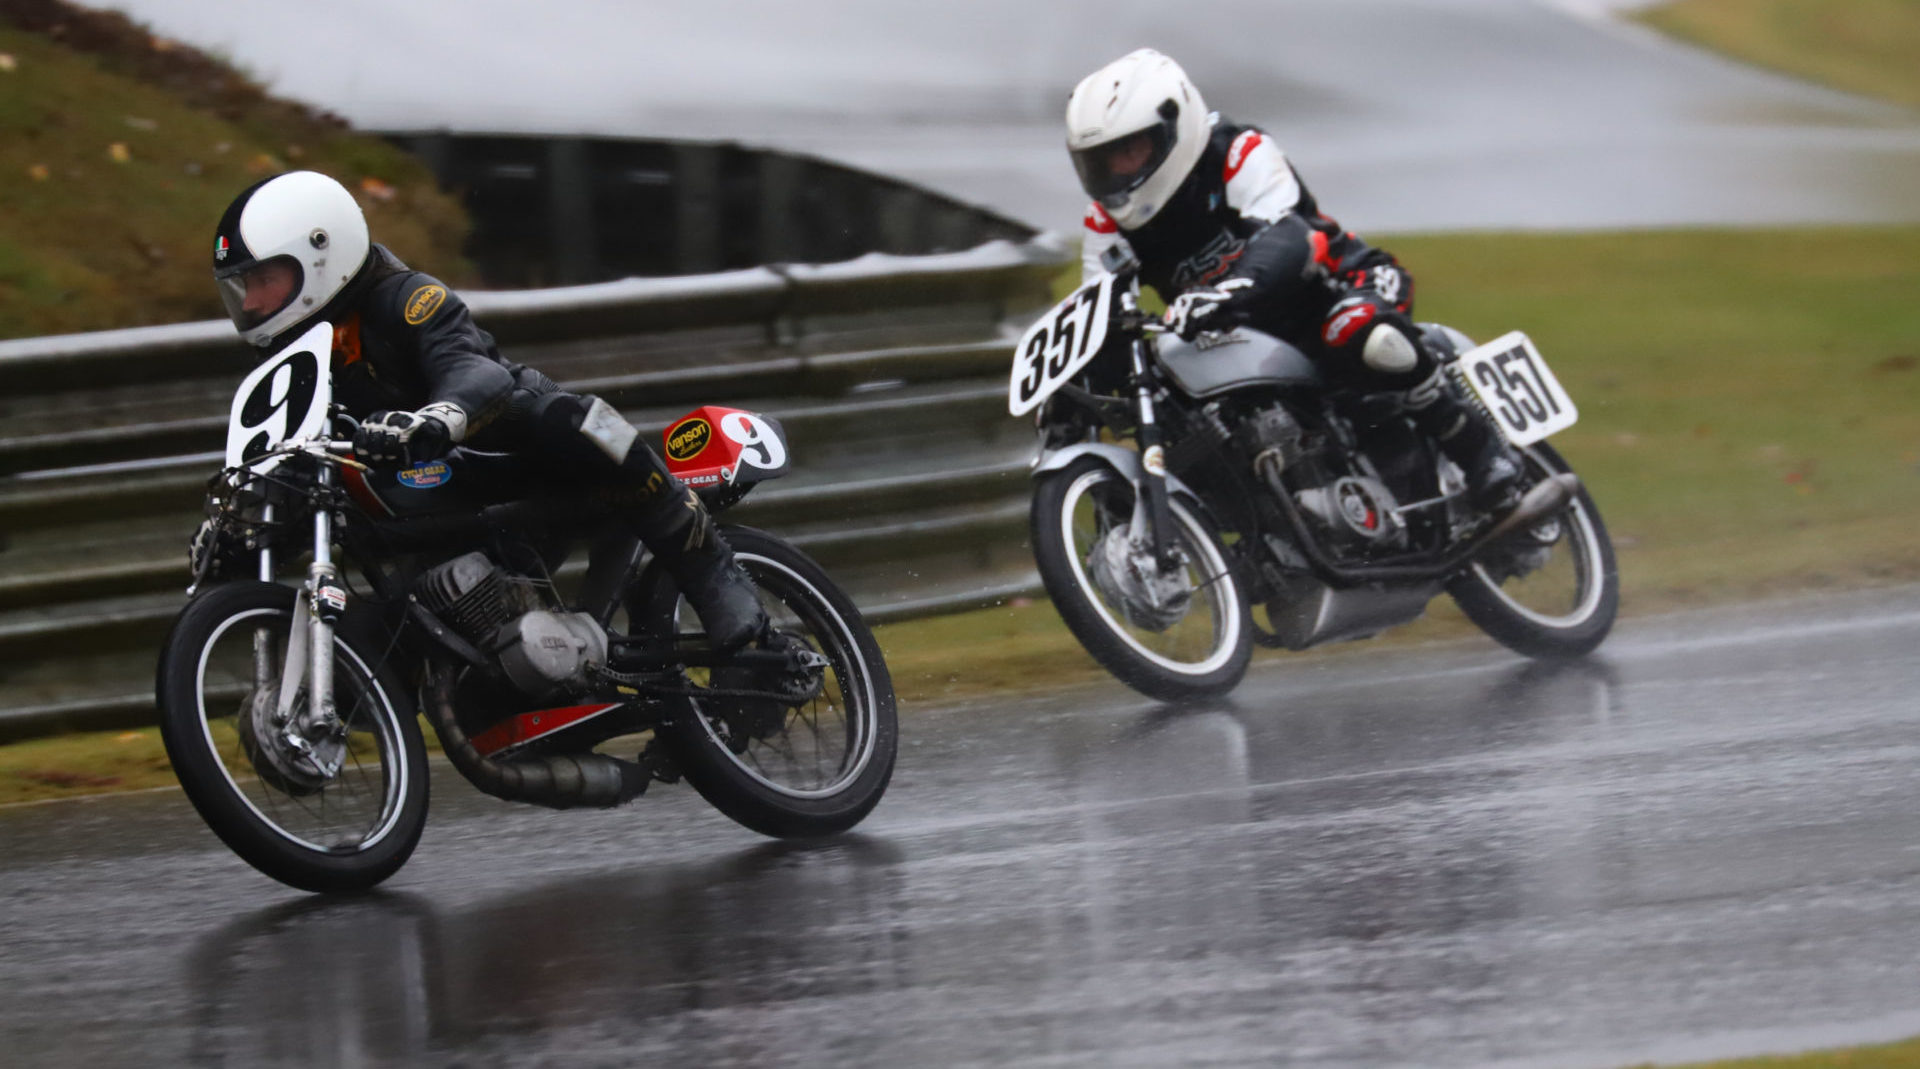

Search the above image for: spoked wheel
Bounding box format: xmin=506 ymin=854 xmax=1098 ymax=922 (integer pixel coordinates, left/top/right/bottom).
xmin=156 ymin=582 xmax=427 ymax=893
xmin=649 ymin=527 xmax=897 ymax=838
xmin=1031 ymin=455 xmax=1252 ymax=701
xmin=1448 ymin=442 xmax=1619 ymax=658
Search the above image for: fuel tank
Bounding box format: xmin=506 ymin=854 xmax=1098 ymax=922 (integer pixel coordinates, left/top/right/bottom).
xmin=341 ymin=448 xmax=541 ymax=520
xmin=1155 ymin=328 xmax=1323 ymax=399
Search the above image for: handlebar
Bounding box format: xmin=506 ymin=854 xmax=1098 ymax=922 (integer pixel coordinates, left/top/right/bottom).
xmin=235 ymin=436 xmax=365 ymax=472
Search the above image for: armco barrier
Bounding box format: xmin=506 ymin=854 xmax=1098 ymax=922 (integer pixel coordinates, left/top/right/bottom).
xmin=0 ymin=237 xmax=1070 ymax=742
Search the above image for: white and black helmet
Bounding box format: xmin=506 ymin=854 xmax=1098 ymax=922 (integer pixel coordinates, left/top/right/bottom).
xmin=212 ymin=170 xmax=371 ymax=350
xmin=1065 ymin=49 xmax=1209 ymax=230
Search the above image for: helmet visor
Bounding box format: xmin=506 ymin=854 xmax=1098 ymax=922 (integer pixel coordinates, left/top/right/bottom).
xmin=1071 ymin=122 xmax=1176 ymax=204
xmin=215 ymin=255 xmax=304 ymax=334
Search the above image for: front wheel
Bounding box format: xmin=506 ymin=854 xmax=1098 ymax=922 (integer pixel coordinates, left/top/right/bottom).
xmin=155 ymin=582 xmax=428 ymax=893
xmin=1031 ymin=455 xmax=1254 ymax=701
xmin=1448 ymin=442 xmax=1619 ymax=658
xmin=645 ymin=527 xmax=898 ymax=838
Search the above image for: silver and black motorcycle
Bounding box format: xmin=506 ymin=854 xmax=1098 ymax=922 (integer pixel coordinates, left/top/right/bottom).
xmin=1012 ymin=256 xmax=1618 ymax=700
xmin=156 ymin=321 xmax=897 ymax=893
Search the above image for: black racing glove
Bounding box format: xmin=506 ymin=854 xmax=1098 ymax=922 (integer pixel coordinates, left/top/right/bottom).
xmin=1163 ymin=277 xmax=1256 ymax=341
xmin=353 ymin=408 xmax=453 ymax=467
xmin=188 ymin=517 xmax=247 ymax=582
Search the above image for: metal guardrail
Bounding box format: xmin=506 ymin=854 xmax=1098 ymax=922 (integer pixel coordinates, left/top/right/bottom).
xmin=0 ymin=237 xmax=1070 ymax=742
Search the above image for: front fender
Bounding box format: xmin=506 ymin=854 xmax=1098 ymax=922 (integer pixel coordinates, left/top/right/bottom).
xmin=1031 ymin=442 xmax=1201 ymax=503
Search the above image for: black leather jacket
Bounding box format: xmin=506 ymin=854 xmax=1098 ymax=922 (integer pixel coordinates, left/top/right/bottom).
xmin=329 ymin=246 xmax=549 ymax=440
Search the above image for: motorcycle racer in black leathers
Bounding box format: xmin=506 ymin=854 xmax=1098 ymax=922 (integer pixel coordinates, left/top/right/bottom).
xmin=198 ymin=170 xmax=768 ymax=650
xmin=1068 ymin=49 xmax=1521 ymax=511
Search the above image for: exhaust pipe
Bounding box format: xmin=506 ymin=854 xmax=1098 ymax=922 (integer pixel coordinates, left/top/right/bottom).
xmin=1255 ymin=454 xmax=1580 ymax=587
xmin=422 ymin=665 xmax=649 ymax=810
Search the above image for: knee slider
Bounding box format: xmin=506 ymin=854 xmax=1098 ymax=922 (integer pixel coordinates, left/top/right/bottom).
xmin=1361 ymin=321 xmax=1419 ymax=375
xmin=527 ymin=392 xmax=637 ymax=465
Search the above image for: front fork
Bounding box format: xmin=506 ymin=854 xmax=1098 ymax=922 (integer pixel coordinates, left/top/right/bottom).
xmin=1119 ymin=293 xmax=1179 ymax=569
xmin=251 ymin=468 xmax=349 ymax=777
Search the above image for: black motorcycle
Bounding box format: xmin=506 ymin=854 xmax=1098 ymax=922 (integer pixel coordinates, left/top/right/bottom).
xmin=1011 ymin=257 xmax=1618 ymax=700
xmin=157 ymin=322 xmax=897 ymax=892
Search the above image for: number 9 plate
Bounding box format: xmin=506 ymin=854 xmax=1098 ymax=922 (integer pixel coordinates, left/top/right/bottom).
xmin=1455 ymin=331 xmax=1579 ymax=446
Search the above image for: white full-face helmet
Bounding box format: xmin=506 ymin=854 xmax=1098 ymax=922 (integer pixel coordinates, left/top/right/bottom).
xmin=1065 ymin=49 xmax=1209 ymax=231
xmin=212 ymin=170 xmax=371 ymax=351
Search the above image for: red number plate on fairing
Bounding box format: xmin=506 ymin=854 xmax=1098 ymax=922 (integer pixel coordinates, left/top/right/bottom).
xmin=661 ymin=406 xmax=790 ymax=488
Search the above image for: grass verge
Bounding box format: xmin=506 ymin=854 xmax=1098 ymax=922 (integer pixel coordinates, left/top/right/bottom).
xmin=1628 ymin=1034 xmax=1920 ymax=1068
xmin=6 ymin=225 xmax=1920 ymax=804
xmin=1636 ymin=0 xmax=1920 ymax=112
xmin=0 ymin=2 xmax=471 ymax=338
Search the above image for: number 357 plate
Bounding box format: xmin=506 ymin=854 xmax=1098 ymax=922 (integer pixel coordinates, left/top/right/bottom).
xmin=1456 ymin=331 xmax=1579 ymax=447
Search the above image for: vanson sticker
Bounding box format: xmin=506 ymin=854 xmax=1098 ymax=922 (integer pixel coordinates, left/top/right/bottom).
xmin=403 ymin=284 xmax=448 ymax=325
xmin=665 ymin=417 xmax=712 ymax=462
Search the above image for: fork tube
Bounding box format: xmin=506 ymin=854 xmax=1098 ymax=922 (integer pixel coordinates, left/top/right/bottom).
xmin=1129 ymin=337 xmax=1177 ymax=567
xmin=302 ymin=471 xmax=339 ymax=732
xmin=256 ymin=504 xmax=276 ymax=582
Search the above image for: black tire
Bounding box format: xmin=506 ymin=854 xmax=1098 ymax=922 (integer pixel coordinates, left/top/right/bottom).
xmin=156 ymin=582 xmax=428 ymax=893
xmin=649 ymin=527 xmax=897 ymax=838
xmin=1031 ymin=455 xmax=1253 ymax=701
xmin=1448 ymin=442 xmax=1620 ymax=659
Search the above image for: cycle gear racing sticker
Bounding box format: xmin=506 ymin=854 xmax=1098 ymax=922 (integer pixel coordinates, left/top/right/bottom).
xmin=396 ymin=461 xmax=452 ymax=489
xmin=403 ymin=284 xmax=447 ymax=325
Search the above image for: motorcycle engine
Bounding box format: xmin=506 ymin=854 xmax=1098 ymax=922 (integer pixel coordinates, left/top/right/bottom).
xmin=1236 ymin=403 xmax=1411 ymax=557
xmin=1293 ymin=476 xmax=1409 ymax=554
xmin=414 ymin=551 xmax=609 ymax=699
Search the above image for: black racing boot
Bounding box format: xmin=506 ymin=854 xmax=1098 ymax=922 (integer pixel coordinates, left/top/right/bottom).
xmin=636 ymin=484 xmax=768 ymax=652
xmin=1400 ymin=370 xmax=1524 ymax=514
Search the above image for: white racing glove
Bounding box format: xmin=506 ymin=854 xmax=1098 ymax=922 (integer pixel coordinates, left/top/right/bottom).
xmin=1164 ymin=277 xmax=1255 ymax=340
xmin=352 ymin=402 xmax=466 ymax=466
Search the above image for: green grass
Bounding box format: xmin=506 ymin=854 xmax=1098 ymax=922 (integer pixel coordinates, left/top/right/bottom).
xmin=1628 ymin=1034 xmax=1920 ymax=1067
xmin=1637 ymin=0 xmax=1920 ymax=112
xmin=0 ymin=14 xmax=470 ymax=338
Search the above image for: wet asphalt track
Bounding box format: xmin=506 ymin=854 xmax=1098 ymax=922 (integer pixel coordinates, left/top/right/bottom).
xmin=4 ymin=585 xmax=1920 ymax=1068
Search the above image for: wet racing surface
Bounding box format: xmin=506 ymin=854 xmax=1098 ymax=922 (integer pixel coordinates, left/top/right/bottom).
xmin=5 ymin=585 xmax=1920 ymax=1067
xmin=89 ymin=0 xmax=1920 ymax=232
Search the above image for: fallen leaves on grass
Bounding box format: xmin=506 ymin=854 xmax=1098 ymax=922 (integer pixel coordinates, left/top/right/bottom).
xmin=108 ymin=141 xmax=131 ymax=163
xmin=359 ymin=176 xmax=396 ymax=202
xmin=27 ymin=163 xmax=49 ymax=181
xmin=0 ymin=53 xmax=16 ymax=73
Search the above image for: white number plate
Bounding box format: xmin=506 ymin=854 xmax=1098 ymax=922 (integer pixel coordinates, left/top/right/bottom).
xmin=1456 ymin=331 xmax=1578 ymax=446
xmin=225 ymin=320 xmax=334 ymax=471
xmin=1008 ymin=273 xmax=1114 ymax=416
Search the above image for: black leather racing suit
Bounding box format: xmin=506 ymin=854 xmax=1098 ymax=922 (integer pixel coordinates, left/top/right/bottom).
xmin=331 ymin=246 xmax=711 ymax=550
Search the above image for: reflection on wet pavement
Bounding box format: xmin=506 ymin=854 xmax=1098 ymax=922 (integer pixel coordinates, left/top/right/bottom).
xmin=8 ymin=589 xmax=1920 ymax=1067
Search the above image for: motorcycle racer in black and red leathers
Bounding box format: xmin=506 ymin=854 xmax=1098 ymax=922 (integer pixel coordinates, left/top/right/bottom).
xmin=1067 ymin=49 xmax=1521 ymax=511
xmin=198 ymin=170 xmax=768 ymax=649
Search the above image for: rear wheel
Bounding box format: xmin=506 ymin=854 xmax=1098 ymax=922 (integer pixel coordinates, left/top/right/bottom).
xmin=642 ymin=527 xmax=897 ymax=838
xmin=156 ymin=582 xmax=427 ymax=893
xmin=1448 ymin=443 xmax=1619 ymax=658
